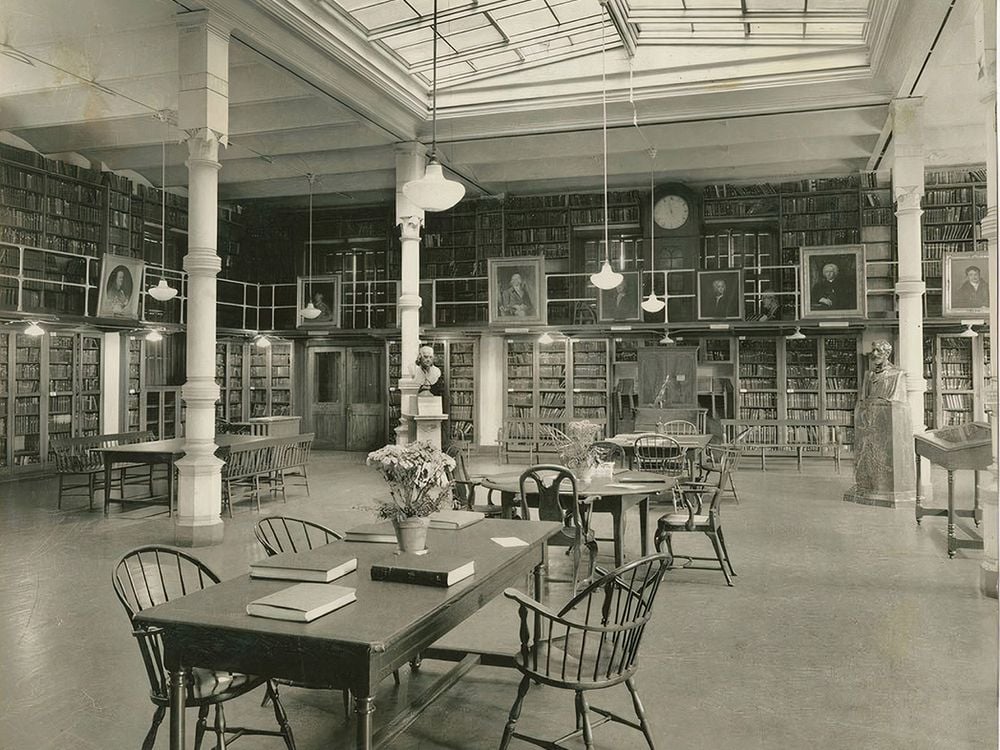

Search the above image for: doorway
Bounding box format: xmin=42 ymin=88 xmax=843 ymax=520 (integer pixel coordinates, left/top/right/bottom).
xmin=308 ymin=346 xmax=385 ymax=451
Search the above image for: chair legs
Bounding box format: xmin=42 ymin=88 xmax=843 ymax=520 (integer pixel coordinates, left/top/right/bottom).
xmin=266 ymin=681 xmax=297 ymax=750
xmin=576 ymin=691 xmax=596 ymax=750
xmin=624 ymin=677 xmax=656 ymax=750
xmin=141 ymin=705 xmax=166 ymax=750
xmin=193 ymin=704 xmax=210 ymax=750
xmin=707 ymin=533 xmax=734 ymax=587
xmin=655 ymin=526 xmax=734 ymax=586
xmin=499 ymin=675 xmax=532 ymax=750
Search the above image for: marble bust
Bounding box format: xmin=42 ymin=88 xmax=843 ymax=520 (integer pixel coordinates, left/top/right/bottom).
xmin=410 ymin=345 xmax=442 ymax=393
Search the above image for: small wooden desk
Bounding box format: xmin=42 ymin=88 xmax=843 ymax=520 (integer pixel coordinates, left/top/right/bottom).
xmin=914 ymin=423 xmax=992 ymax=558
xmin=478 ymin=470 xmax=676 ymax=567
xmin=232 ymin=416 xmax=302 ymax=437
xmin=134 ymin=519 xmax=562 ymax=750
xmin=93 ymin=434 xmax=262 ymax=515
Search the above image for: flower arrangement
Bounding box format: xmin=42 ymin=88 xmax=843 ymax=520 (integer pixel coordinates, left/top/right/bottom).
xmin=365 ymin=441 xmax=455 ymax=521
xmin=556 ymin=420 xmax=602 ymax=469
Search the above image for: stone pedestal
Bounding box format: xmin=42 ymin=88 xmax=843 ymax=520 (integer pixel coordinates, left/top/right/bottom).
xmin=412 ymin=414 xmax=447 ymax=449
xmin=844 ymin=400 xmax=916 ymax=507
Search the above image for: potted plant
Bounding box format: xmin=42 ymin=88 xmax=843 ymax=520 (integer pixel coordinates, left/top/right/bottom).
xmin=365 ymin=441 xmax=456 ymax=552
xmin=556 ymin=420 xmax=603 ymax=487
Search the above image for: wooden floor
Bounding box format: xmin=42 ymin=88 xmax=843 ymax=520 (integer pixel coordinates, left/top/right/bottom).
xmin=0 ymin=452 xmax=996 ymax=749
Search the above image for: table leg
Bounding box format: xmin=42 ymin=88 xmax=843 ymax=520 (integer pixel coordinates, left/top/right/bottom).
xmin=947 ymin=470 xmax=956 ymax=559
xmin=103 ymin=459 xmax=113 ymax=516
xmin=167 ymin=457 xmax=175 ymax=517
xmin=639 ymin=496 xmax=649 ymax=558
xmin=612 ymin=506 xmax=624 ymax=568
xmin=974 ymin=470 xmax=981 ymax=526
xmin=355 ymin=694 xmax=375 ymax=750
xmin=169 ymin=666 xmax=187 ymax=750
xmin=914 ymin=447 xmax=922 ymax=525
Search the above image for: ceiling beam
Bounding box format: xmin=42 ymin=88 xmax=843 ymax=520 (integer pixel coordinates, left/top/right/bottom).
xmin=624 ymin=10 xmax=871 ymax=24
xmin=634 ymin=33 xmax=863 ymax=46
xmin=365 ymin=0 xmax=533 ymax=41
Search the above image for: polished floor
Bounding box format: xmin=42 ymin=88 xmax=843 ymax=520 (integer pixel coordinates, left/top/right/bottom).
xmin=0 ymin=452 xmax=996 ymax=750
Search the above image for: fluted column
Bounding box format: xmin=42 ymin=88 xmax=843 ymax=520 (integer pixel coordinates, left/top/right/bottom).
xmin=891 ymin=98 xmax=929 ymax=501
xmin=395 ymin=143 xmax=426 ymax=444
xmin=174 ymin=11 xmax=229 ymax=546
xmin=974 ymin=0 xmax=998 ymax=598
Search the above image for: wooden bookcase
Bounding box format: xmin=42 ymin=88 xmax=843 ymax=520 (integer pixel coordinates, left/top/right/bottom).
xmin=247 ymin=341 xmax=293 ymax=418
xmin=433 ymin=278 xmax=488 ymax=326
xmin=422 ymin=202 xmax=478 ymax=277
xmin=924 ymin=333 xmax=989 ymax=428
xmin=860 ymin=171 xmax=896 ymax=319
xmin=921 ymin=168 xmax=988 ymax=317
xmin=779 ymin=176 xmax=861 ymax=261
xmin=215 ymin=341 xmax=247 ymax=422
xmin=736 ymin=333 xmax=860 ymax=447
xmin=503 ymin=337 xmax=611 ymax=455
xmin=0 ymin=331 xmax=103 ymax=472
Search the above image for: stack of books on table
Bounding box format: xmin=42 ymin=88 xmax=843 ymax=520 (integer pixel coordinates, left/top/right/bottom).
xmin=370 ymin=552 xmax=475 ymax=588
xmin=247 ymin=547 xmax=358 ymax=622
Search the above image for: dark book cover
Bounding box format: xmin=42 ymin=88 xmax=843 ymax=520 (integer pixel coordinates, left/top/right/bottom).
xmin=370 ymin=553 xmax=475 ymax=587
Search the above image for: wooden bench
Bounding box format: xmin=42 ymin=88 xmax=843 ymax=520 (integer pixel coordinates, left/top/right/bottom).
xmin=720 ymin=419 xmax=844 ymax=473
xmin=220 ymin=433 xmax=314 ymax=516
xmin=51 ymin=431 xmax=156 ymax=510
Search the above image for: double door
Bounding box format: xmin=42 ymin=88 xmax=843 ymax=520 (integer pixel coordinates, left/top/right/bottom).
xmin=308 ymin=347 xmax=384 ymax=451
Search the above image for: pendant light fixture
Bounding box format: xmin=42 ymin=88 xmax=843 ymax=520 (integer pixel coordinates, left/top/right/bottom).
xmin=300 ymin=174 xmax=322 ymax=320
xmin=24 ymin=321 xmax=44 ymax=337
xmin=253 ymin=333 xmax=271 ymax=349
xmin=641 ymin=147 xmax=665 ymax=313
xmin=148 ymin=113 xmax=178 ymax=302
xmin=785 ymin=326 xmax=806 ymax=340
xmin=659 ymin=330 xmax=674 ymax=345
xmin=145 ymin=328 xmax=163 ymax=342
xmin=590 ymin=2 xmax=623 ymax=292
xmin=402 ymin=0 xmax=465 ymax=212
xmin=957 ymin=321 xmax=979 ymax=338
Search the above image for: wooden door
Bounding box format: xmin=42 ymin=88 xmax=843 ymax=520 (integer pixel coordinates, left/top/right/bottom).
xmin=345 ymin=348 xmax=384 ymax=451
xmin=308 ymin=347 xmax=346 ymax=449
xmin=638 ymin=347 xmax=698 ymax=407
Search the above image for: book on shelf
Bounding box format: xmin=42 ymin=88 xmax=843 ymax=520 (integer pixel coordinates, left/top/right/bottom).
xmin=344 ymin=520 xmax=398 ymax=543
xmin=370 ymin=553 xmax=475 ymax=588
xmin=428 ymin=509 xmax=485 ymax=529
xmin=246 ymin=583 xmax=356 ymax=623
xmin=250 ymin=548 xmax=357 ymax=583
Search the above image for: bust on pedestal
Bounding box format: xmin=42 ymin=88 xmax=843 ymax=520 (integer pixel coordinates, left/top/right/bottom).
xmin=844 ymin=340 xmax=917 ymax=507
xmin=402 ymin=345 xmax=447 ymax=448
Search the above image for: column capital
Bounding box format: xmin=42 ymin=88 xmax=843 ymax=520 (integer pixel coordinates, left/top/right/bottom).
xmin=893 ymin=184 xmax=924 ymax=212
xmin=185 ymin=129 xmax=222 ymax=165
xmin=398 ymin=215 xmax=423 ymax=239
xmin=177 ymin=10 xmax=230 ymax=145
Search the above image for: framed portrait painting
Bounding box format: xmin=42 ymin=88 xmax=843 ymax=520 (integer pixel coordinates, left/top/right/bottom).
xmin=488 ymin=256 xmax=546 ymax=326
xmin=598 ymin=272 xmax=641 ymax=322
xmin=296 ymin=275 xmax=341 ymax=329
xmin=97 ymin=255 xmax=143 ymax=320
xmin=697 ymin=269 xmax=743 ymax=321
xmin=800 ymin=245 xmax=866 ymax=319
xmin=943 ymin=253 xmax=990 ymax=316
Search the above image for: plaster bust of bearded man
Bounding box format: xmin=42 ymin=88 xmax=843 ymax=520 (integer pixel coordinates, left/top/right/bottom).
xmin=860 ymin=340 xmax=907 ymax=402
xmin=410 ymin=345 xmax=442 ymax=393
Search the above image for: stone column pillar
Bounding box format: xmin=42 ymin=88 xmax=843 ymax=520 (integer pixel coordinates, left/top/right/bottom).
xmin=395 ymin=143 xmax=426 ymax=444
xmin=974 ymin=0 xmax=998 ymax=598
xmin=174 ymin=11 xmax=230 ymax=546
xmin=890 ymin=98 xmax=929 ymax=500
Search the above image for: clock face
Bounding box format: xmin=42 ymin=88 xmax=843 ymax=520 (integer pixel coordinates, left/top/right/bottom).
xmin=654 ymin=194 xmax=690 ymax=230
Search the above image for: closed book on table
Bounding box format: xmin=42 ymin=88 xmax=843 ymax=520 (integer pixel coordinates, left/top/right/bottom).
xmin=370 ymin=553 xmax=475 ymax=587
xmin=246 ymin=583 xmax=356 ymax=623
xmin=250 ymin=548 xmax=357 ymax=583
xmin=344 ymin=520 xmax=397 ymax=543
xmin=428 ymin=509 xmax=484 ymax=530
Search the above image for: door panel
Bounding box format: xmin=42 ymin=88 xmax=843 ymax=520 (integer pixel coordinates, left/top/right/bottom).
xmin=310 ymin=348 xmax=345 ymax=449
xmin=346 ymin=349 xmax=384 ymax=451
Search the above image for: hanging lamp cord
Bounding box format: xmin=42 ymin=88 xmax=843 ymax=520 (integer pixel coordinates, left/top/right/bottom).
xmin=430 ymin=0 xmax=439 ymax=159
xmin=307 ymin=174 xmax=314 ymax=300
xmin=601 ymin=2 xmax=609 ymax=265
xmin=161 ymin=117 xmax=167 ymax=272
xmin=649 ymin=147 xmax=656 ymax=279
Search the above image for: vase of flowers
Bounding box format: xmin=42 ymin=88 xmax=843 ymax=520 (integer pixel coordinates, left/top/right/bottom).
xmin=365 ymin=441 xmax=455 ymax=553
xmin=556 ymin=420 xmax=602 ymax=488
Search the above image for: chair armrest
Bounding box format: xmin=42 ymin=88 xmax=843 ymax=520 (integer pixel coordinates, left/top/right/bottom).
xmin=504 ymin=588 xmax=628 ymax=634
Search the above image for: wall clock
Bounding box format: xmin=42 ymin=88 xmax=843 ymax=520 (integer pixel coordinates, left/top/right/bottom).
xmin=653 ymin=194 xmax=690 ymax=230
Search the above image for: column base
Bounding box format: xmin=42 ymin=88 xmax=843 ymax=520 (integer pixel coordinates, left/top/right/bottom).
xmin=980 ymin=562 xmax=999 ymax=599
xmin=843 ymin=485 xmax=916 ymax=508
xmin=174 ymin=519 xmax=225 ymax=547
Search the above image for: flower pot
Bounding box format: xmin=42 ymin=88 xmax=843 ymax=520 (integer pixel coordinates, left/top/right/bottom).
xmin=393 ymin=516 xmax=431 ymax=553
xmin=577 ymin=466 xmax=594 ymax=490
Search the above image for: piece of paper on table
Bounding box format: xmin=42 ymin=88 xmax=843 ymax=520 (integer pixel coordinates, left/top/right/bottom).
xmin=606 ymin=483 xmax=653 ymax=490
xmin=492 ymin=537 xmax=529 ymax=548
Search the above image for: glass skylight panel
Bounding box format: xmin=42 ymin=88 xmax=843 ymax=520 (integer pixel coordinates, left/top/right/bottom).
xmin=498 ymin=8 xmax=560 ymax=36
xmin=352 ymin=0 xmax=415 ymax=29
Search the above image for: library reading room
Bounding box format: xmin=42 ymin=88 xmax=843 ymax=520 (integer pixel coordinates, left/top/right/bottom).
xmin=1 ymin=0 xmax=998 ymax=748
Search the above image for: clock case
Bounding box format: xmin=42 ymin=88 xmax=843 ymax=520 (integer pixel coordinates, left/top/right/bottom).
xmin=646 ymin=182 xmax=702 ymax=271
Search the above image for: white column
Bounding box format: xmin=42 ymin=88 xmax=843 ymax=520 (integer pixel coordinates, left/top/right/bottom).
xmin=395 ymin=143 xmax=426 ymax=445
xmin=974 ymin=0 xmax=998 ymax=598
xmin=174 ymin=11 xmax=230 ymax=546
xmin=890 ymin=98 xmax=929 ymax=499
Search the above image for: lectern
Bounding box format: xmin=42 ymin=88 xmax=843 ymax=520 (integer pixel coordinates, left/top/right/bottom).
xmin=914 ymin=422 xmax=992 ymax=558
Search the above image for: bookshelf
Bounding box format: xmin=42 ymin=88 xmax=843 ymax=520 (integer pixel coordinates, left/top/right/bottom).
xmin=0 ymin=333 xmax=6 ymax=469
xmin=923 ymin=335 xmax=935 ymax=430
xmin=784 ymin=337 xmax=820 ymax=422
xmin=434 ymin=278 xmax=489 ymax=326
xmin=145 ymin=389 xmax=181 ymax=439
xmin=245 ymin=342 xmax=294 ymax=418
xmin=930 ymin=335 xmax=977 ymax=427
xmin=779 ymin=176 xmax=861 ymax=260
xmin=921 ymin=168 xmax=988 ymax=317
xmin=445 ymin=339 xmax=477 ymax=445
xmin=422 ymin=203 xmax=479 ymax=277
xmin=821 ymin=336 xmax=860 ymax=445
xmin=504 ymin=339 xmax=538 ymax=456
xmin=737 ymin=337 xmax=779 ymax=421
xmin=12 ymin=333 xmax=43 ymax=467
xmin=269 ymin=342 xmax=292 ymax=416
xmin=215 ymin=341 xmax=249 ymax=422
xmin=386 ymin=340 xmax=402 ymax=439
xmin=570 ymin=339 xmax=610 ymax=434
xmin=861 ymin=171 xmax=896 ymax=319
xmin=503 ymin=195 xmax=571 ymax=261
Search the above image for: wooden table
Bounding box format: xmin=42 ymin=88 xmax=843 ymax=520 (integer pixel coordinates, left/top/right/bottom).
xmin=232 ymin=416 xmax=302 ymax=437
xmin=478 ymin=470 xmax=676 ymax=567
xmin=605 ymin=432 xmax=713 ymax=474
xmin=93 ymin=434 xmax=262 ymax=515
xmin=914 ymin=423 xmax=992 ymax=558
xmin=134 ymin=519 xmax=562 ymax=750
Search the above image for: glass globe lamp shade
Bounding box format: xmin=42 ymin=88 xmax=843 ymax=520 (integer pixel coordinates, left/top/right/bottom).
xmin=148 ymin=278 xmax=178 ymax=302
xmin=145 ymin=329 xmax=163 ymax=342
xmin=300 ymin=302 xmax=322 ymax=320
xmin=402 ymin=158 xmax=465 ymax=212
xmin=24 ymin=321 xmax=44 ymax=337
xmin=640 ymin=292 xmax=665 ymax=313
xmin=590 ymin=260 xmax=623 ymax=290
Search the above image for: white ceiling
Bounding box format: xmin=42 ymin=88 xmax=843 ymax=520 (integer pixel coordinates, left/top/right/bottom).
xmin=0 ymin=0 xmax=989 ymax=207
